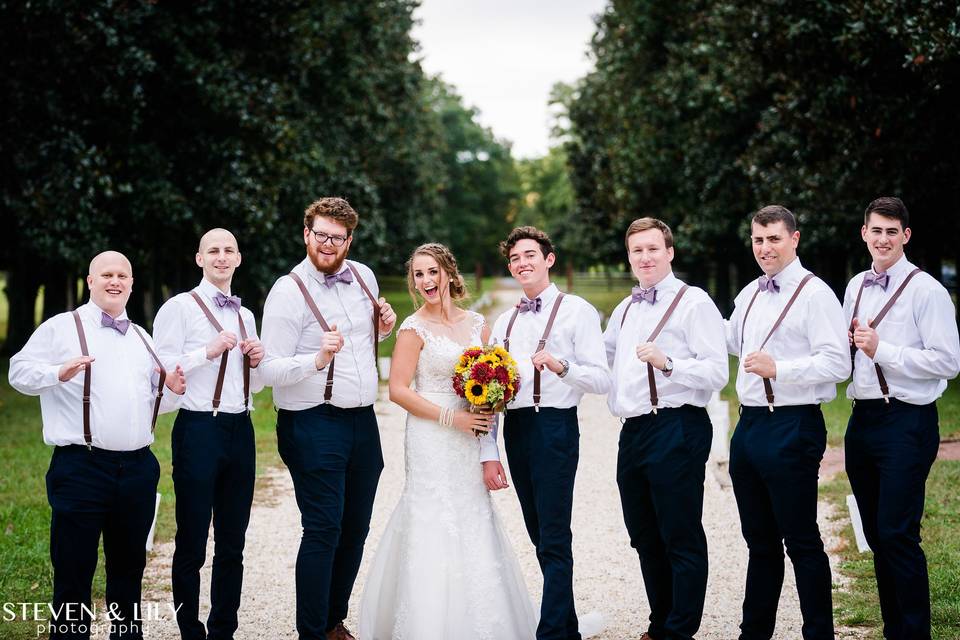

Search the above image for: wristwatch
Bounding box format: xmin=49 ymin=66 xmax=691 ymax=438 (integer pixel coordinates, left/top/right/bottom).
xmin=557 ymin=358 xmax=570 ymax=378
xmin=662 ymin=356 xmax=674 ymax=377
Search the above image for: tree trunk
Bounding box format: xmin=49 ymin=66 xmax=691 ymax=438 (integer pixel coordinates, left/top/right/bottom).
xmin=2 ymin=265 xmax=42 ymax=355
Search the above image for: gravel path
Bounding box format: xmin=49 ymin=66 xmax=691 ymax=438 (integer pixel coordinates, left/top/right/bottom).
xmin=133 ymin=289 xmax=862 ymax=639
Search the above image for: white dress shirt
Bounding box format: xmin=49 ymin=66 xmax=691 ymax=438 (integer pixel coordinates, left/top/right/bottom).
xmin=8 ymin=301 xmax=178 ymax=450
xmin=726 ymin=258 xmax=849 ymax=407
xmin=605 ymin=273 xmax=728 ymax=418
xmin=153 ymin=278 xmax=264 ymax=414
xmin=259 ymin=258 xmax=385 ymax=410
xmin=844 ymin=255 xmax=960 ymax=404
xmin=480 ymin=284 xmax=610 ymax=463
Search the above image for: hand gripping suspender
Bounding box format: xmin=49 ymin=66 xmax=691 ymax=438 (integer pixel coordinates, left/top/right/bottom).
xmin=504 ymin=293 xmax=565 ymax=412
xmin=620 ymin=285 xmax=689 ymax=414
xmin=189 ymin=292 xmax=251 ymax=415
xmin=848 ymin=267 xmax=922 ymax=403
xmin=289 ymin=263 xmax=380 ymax=403
xmin=740 ymin=273 xmax=815 ymax=412
xmin=71 ymin=311 xmax=167 ymax=448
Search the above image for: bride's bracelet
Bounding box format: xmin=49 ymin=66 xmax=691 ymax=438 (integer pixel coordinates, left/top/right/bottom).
xmin=439 ymin=406 xmax=455 ymax=428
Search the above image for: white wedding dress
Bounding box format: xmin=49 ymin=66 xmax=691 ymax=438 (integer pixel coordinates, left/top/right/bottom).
xmin=358 ymin=311 xmax=537 ymax=640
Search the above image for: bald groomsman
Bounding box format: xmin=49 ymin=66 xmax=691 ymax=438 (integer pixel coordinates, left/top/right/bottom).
xmin=726 ymin=206 xmax=849 ymax=640
xmin=604 ymin=218 xmax=728 ymax=640
xmin=844 ymin=197 xmax=959 ymax=640
xmin=259 ymin=197 xmax=396 ymax=640
xmin=9 ymin=251 xmax=185 ymax=640
xmin=485 ymin=225 xmax=610 ymax=640
xmin=153 ymin=229 xmax=265 ymax=640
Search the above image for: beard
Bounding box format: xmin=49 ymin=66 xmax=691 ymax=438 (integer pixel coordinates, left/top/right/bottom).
xmin=307 ymin=242 xmax=349 ymax=274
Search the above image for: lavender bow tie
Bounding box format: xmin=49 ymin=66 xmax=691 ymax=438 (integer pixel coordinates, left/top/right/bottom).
xmin=214 ymin=292 xmax=241 ymax=310
xmin=631 ymin=286 xmax=657 ymax=304
xmin=101 ymin=312 xmax=130 ymax=335
xmin=517 ymin=297 xmax=542 ymax=313
xmin=758 ymin=276 xmax=780 ymax=293
xmin=863 ymin=272 xmax=889 ymax=290
xmin=324 ymin=268 xmax=354 ymax=288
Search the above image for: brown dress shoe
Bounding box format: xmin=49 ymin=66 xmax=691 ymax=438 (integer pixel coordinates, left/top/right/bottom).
xmin=326 ymin=623 xmax=356 ymax=640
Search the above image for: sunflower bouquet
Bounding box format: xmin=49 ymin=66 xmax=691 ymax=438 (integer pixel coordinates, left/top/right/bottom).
xmin=452 ymin=345 xmax=520 ymax=419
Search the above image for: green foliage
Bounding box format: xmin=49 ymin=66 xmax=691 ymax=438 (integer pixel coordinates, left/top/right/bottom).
xmin=567 ymin=0 xmax=960 ymax=306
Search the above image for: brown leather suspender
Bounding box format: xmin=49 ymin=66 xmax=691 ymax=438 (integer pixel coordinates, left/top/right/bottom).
xmin=848 ymin=267 xmax=922 ymax=402
xmin=189 ymin=291 xmax=251 ymax=414
xmin=71 ymin=310 xmax=167 ymax=446
xmin=72 ymin=311 xmax=93 ymax=447
xmin=621 ymin=285 xmax=690 ymax=414
xmin=288 ymin=263 xmax=380 ymax=404
xmin=740 ymin=273 xmax=815 ymax=411
xmin=346 ymin=262 xmax=381 ymax=362
xmin=504 ymin=293 xmax=565 ymax=411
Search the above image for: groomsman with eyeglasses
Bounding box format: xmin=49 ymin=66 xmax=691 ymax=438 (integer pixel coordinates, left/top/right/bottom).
xmin=153 ymin=228 xmax=266 ymax=640
xmin=9 ymin=251 xmax=186 ymax=640
xmin=603 ymin=218 xmax=728 ymax=640
xmin=843 ymin=197 xmax=959 ymax=640
xmin=725 ymin=205 xmax=849 ymax=640
xmin=259 ymin=197 xmax=396 ymax=640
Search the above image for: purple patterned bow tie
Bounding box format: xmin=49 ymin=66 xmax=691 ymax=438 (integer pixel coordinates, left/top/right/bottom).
xmin=101 ymin=312 xmax=130 ymax=335
xmin=863 ymin=271 xmax=889 ymax=290
xmin=758 ymin=276 xmax=780 ymax=293
xmin=324 ymin=268 xmax=354 ymax=288
xmin=517 ymin=297 xmax=542 ymax=313
xmin=214 ymin=292 xmax=241 ymax=310
xmin=631 ymin=286 xmax=657 ymax=304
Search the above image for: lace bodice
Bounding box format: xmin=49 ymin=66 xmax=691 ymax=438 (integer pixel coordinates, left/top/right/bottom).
xmin=398 ymin=311 xmax=486 ymax=393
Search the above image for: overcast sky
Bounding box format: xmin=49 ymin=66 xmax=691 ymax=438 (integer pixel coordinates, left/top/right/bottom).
xmin=412 ymin=0 xmax=608 ymax=159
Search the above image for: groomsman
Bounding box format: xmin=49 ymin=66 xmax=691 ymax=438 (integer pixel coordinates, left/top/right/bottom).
xmin=725 ymin=206 xmax=848 ymax=640
xmin=259 ymin=197 xmax=396 ymax=640
xmin=844 ymin=197 xmax=959 ymax=640
xmin=9 ymin=251 xmax=185 ymax=640
xmin=483 ymin=226 xmax=610 ymax=640
xmin=153 ymin=229 xmax=265 ymax=640
xmin=604 ymin=218 xmax=728 ymax=640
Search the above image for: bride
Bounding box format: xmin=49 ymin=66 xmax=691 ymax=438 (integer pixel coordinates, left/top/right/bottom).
xmin=358 ymin=243 xmax=537 ymax=639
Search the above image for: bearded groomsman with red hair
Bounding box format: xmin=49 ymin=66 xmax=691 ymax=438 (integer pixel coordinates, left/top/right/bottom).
xmin=844 ymin=196 xmax=959 ymax=640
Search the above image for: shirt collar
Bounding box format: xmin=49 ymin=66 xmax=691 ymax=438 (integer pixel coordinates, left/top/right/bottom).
xmin=524 ymin=282 xmax=560 ymax=307
xmin=84 ymin=300 xmax=129 ymax=324
xmin=874 ymin=254 xmax=912 ymax=279
xmin=197 ymin=277 xmax=230 ymax=301
xmin=640 ymin=271 xmax=678 ymax=294
xmin=301 ymin=256 xmax=350 ymax=286
xmin=762 ymin=256 xmax=806 ymax=288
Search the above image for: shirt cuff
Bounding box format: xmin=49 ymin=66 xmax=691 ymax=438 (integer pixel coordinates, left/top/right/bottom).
xmin=378 ymin=327 xmax=393 ymax=343
xmin=774 ymin=358 xmax=797 ymax=383
xmin=44 ymin=364 xmax=62 ymax=388
xmin=479 ymin=437 xmax=500 ymax=462
xmin=299 ymin=353 xmax=323 ymax=376
xmin=872 ymin=340 xmax=899 ymax=366
xmin=181 ymin=346 xmax=213 ymax=374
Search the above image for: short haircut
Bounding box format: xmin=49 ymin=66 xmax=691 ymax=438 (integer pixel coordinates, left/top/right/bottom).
xmin=624 ymin=217 xmax=673 ymax=249
xmin=752 ymin=204 xmax=797 ymax=234
xmin=864 ymin=196 xmax=909 ymax=228
xmin=499 ymin=226 xmax=555 ymax=259
xmin=304 ymin=197 xmax=359 ymax=233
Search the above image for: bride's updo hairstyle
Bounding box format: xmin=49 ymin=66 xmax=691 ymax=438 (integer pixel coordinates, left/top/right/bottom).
xmin=406 ymin=243 xmax=469 ymax=308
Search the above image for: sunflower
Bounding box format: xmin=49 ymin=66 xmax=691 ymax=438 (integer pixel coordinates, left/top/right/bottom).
xmin=463 ymin=379 xmax=488 ymax=405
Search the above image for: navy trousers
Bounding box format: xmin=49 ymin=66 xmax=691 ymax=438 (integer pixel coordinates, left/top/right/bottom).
xmin=45 ymin=444 xmax=160 ymax=640
xmin=845 ymin=399 xmax=939 ymax=640
xmin=504 ymin=406 xmax=580 ymax=640
xmin=618 ymin=405 xmax=712 ymax=640
xmin=171 ymin=410 xmax=256 ymax=640
xmin=276 ymin=404 xmax=382 ymax=640
xmin=729 ymin=405 xmax=833 ymax=640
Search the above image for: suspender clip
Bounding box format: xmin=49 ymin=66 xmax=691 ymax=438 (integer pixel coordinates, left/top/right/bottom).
xmin=86 ymin=443 xmax=92 ymax=451
xmin=534 ymin=404 xmax=540 ymax=413
xmin=767 ymin=402 xmax=774 ymax=413
xmin=213 ymin=408 xmax=219 ymax=417
xmin=883 ymin=394 xmax=890 ymax=404
xmin=652 ymin=406 xmax=658 ymax=415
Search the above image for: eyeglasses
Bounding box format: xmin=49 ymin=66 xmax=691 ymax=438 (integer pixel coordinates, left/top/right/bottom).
xmin=309 ymin=229 xmax=349 ymax=247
